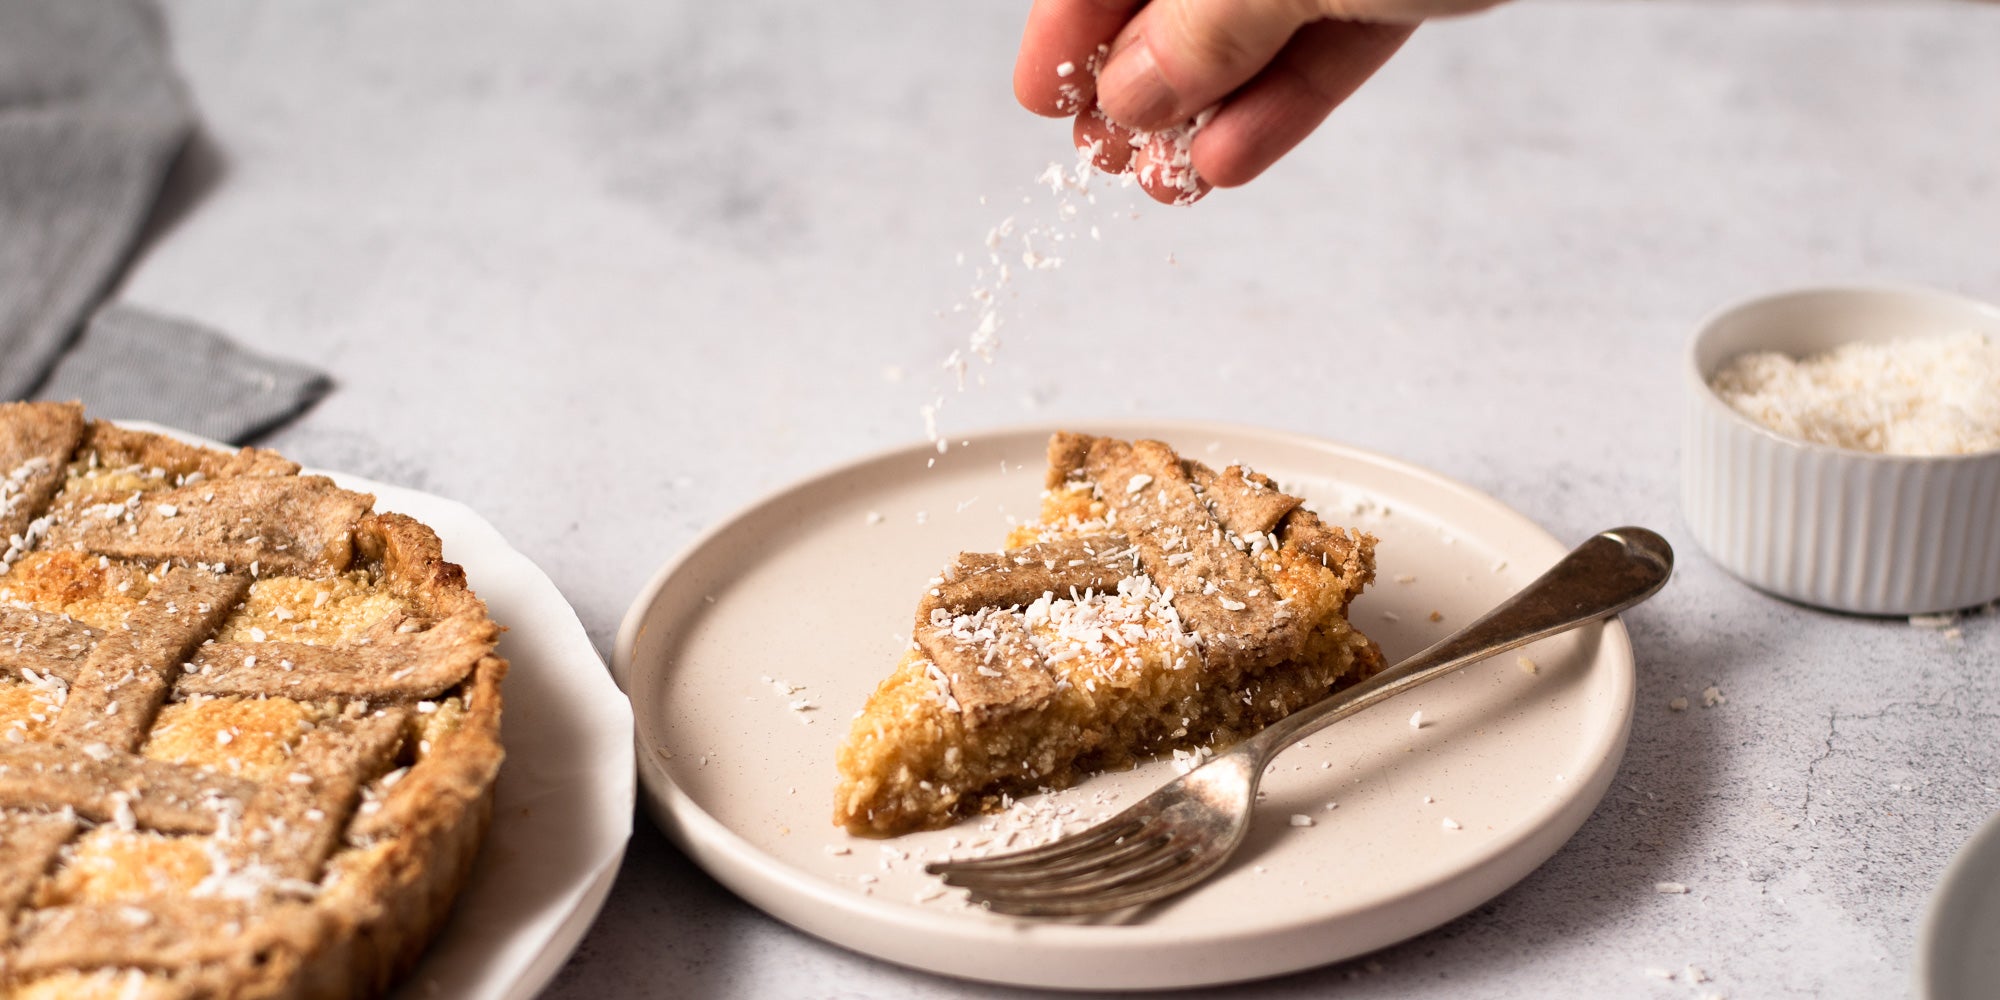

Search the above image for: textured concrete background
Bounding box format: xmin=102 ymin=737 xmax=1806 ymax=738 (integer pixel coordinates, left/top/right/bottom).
xmin=132 ymin=1 xmax=1999 ymax=996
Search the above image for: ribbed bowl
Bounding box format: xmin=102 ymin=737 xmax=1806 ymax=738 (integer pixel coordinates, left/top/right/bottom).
xmin=1682 ymin=287 xmax=2000 ymax=615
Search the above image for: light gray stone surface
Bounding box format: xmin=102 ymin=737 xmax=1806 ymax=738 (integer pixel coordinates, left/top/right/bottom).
xmin=131 ymin=1 xmax=1999 ymax=996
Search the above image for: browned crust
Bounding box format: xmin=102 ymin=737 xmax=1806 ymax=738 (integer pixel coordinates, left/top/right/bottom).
xmin=284 ymin=655 xmax=506 ymax=1000
xmin=78 ymin=420 xmax=298 ymax=480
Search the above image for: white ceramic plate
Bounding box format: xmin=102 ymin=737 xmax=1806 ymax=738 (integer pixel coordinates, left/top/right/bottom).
xmin=121 ymin=424 xmax=635 ymax=1000
xmin=616 ymin=422 xmax=1635 ymax=990
xmin=1919 ymin=809 xmax=2000 ymax=999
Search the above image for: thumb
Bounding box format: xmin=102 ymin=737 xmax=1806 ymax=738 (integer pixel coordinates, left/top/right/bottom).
xmin=1095 ymin=0 xmax=1315 ymax=132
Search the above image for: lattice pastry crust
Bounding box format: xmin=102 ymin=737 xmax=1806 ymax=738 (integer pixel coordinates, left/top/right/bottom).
xmin=836 ymin=432 xmax=1384 ymax=836
xmin=0 ymin=402 xmax=505 ymax=999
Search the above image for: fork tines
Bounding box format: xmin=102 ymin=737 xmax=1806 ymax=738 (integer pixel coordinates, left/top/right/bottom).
xmin=925 ymin=816 xmax=1206 ymax=916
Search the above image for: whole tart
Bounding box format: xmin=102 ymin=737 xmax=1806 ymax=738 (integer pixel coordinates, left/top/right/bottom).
xmin=0 ymin=402 xmax=505 ymax=999
xmin=835 ymin=432 xmax=1384 ymax=837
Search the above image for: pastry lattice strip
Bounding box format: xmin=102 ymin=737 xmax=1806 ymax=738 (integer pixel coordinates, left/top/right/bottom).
xmin=3 ymin=604 xmax=498 ymax=704
xmin=917 ymin=433 xmax=1365 ymax=728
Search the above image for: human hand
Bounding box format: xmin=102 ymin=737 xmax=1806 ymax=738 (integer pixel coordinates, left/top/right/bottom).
xmin=1014 ymin=0 xmax=1509 ymax=204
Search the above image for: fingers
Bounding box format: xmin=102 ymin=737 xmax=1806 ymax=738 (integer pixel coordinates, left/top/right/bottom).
xmin=1024 ymin=0 xmax=1454 ymax=205
xmin=1112 ymin=19 xmax=1413 ymax=204
xmin=1094 ymin=0 xmax=1322 ymax=133
xmin=1015 ymin=0 xmax=1146 ymax=116
xmin=1189 ymin=20 xmax=1414 ymax=188
xmin=1075 ymin=108 xmax=1213 ymax=205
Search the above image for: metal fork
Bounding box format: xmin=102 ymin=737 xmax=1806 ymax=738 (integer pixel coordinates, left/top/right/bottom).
xmin=926 ymin=526 xmax=1674 ymax=916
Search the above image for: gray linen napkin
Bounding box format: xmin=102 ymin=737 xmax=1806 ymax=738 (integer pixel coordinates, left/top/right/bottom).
xmin=35 ymin=305 xmax=332 ymax=444
xmin=1 ymin=0 xmax=329 ymax=443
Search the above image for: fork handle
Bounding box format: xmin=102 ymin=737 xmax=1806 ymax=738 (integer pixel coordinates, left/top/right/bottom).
xmin=1238 ymin=526 xmax=1674 ymax=763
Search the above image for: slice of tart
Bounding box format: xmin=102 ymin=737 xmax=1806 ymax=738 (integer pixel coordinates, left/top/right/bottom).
xmin=834 ymin=432 xmax=1384 ymax=837
xmin=0 ymin=401 xmax=504 ymax=999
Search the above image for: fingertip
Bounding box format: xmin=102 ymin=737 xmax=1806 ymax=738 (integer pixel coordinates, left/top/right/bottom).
xmin=1132 ymin=141 xmax=1212 ymax=206
xmin=1073 ymin=110 xmax=1135 ymax=174
xmin=1016 ymin=55 xmax=1095 ymax=117
xmin=1016 ymin=0 xmax=1138 ymax=117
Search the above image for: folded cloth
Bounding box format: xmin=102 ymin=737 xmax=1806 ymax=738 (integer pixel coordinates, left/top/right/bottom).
xmin=36 ymin=305 xmax=333 ymax=445
xmin=0 ymin=0 xmax=329 ymax=444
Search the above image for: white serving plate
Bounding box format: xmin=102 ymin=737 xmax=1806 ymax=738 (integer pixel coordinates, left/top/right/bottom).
xmin=122 ymin=424 xmax=636 ymax=1000
xmin=616 ymin=422 xmax=1637 ymax=990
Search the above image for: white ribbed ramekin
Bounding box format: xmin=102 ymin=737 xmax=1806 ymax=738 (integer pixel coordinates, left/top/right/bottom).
xmin=1682 ymin=286 xmax=2000 ymax=615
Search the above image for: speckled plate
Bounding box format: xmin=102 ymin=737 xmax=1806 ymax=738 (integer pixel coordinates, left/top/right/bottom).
xmin=615 ymin=422 xmax=1636 ymax=990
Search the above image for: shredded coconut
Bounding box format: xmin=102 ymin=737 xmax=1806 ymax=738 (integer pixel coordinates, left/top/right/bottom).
xmin=1710 ymin=332 xmax=2000 ymax=455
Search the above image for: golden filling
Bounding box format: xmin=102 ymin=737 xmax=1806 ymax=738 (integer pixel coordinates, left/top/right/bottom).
xmin=0 ymin=550 xmax=158 ymax=629
xmin=1004 ymin=481 xmax=1107 ymax=548
xmin=60 ymin=461 xmax=179 ymax=501
xmin=0 ymin=679 xmax=61 ymax=743
xmin=411 ymin=695 xmax=468 ymax=751
xmin=36 ymin=829 xmax=212 ymax=906
xmin=214 ymin=573 xmax=403 ymax=645
xmin=141 ymin=697 xmax=333 ymax=782
xmin=14 ymin=970 xmax=185 ymax=1000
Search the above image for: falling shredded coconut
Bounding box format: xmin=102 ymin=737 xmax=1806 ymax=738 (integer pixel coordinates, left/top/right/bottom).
xmin=918 ymin=143 xmax=1126 ymax=451
xmin=1709 ymin=332 xmax=2000 ymax=455
xmin=913 ymin=54 xmax=1211 ymax=451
